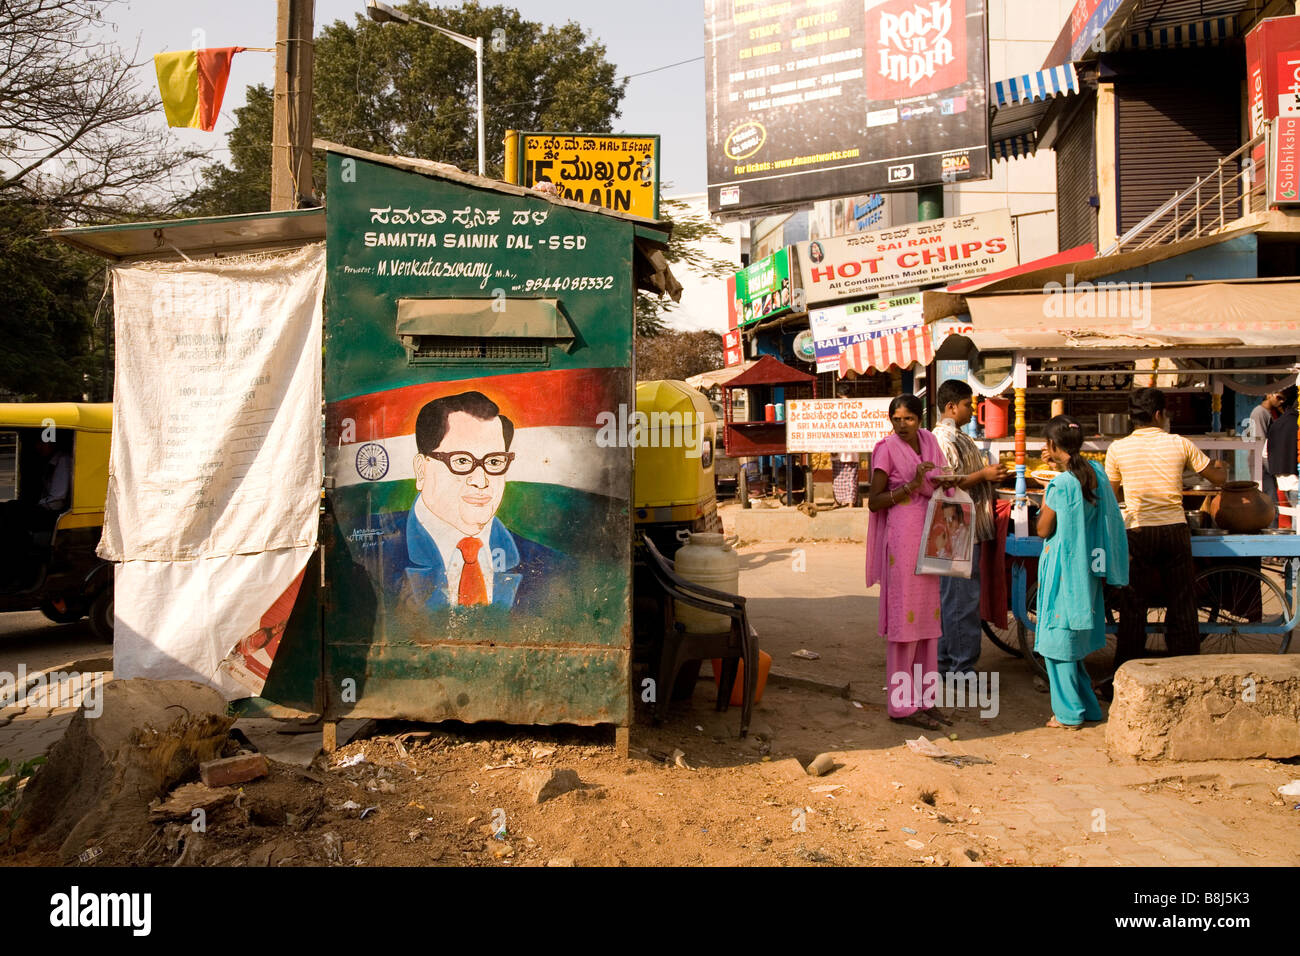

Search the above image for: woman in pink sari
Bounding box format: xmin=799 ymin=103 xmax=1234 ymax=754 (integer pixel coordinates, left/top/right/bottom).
xmin=866 ymin=394 xmax=956 ymax=731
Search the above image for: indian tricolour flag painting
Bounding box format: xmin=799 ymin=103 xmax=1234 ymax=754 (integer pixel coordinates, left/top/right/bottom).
xmin=325 ymin=366 xmax=631 ymax=641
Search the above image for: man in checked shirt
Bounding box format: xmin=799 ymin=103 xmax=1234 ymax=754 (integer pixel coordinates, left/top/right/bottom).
xmin=932 ymin=379 xmax=1009 ymax=678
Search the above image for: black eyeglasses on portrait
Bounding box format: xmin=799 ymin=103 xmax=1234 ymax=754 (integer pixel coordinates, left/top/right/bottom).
xmin=426 ymin=451 xmax=515 ymax=476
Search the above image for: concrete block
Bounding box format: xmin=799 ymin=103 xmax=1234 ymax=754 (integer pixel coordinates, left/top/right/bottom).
xmin=1106 ymin=656 xmax=1300 ymax=761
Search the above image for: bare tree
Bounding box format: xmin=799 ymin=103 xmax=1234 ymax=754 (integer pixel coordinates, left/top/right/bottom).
xmin=636 ymin=330 xmax=724 ymax=382
xmin=0 ymin=0 xmax=195 ymax=220
xmin=636 ymin=193 xmax=736 ymax=337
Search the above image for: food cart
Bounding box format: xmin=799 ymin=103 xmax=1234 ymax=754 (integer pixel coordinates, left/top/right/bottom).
xmin=927 ymin=276 xmax=1300 ymax=677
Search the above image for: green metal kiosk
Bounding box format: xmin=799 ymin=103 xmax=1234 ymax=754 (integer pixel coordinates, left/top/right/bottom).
xmin=315 ymin=142 xmax=675 ymax=748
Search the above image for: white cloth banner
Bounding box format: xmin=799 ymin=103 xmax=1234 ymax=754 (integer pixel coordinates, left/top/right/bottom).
xmin=114 ymin=549 xmax=311 ymax=700
xmin=103 ymin=243 xmax=324 ymax=560
xmin=105 ymin=244 xmax=324 ymax=698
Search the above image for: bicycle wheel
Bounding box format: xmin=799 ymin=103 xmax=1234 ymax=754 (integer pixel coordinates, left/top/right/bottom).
xmin=1020 ymin=584 xmax=1125 ymax=683
xmin=1102 ymin=588 xmax=1170 ymax=664
xmin=1196 ymin=565 xmax=1293 ymax=654
xmin=981 ymin=618 xmax=1022 ymax=657
xmin=1014 ymin=582 xmax=1048 ymax=681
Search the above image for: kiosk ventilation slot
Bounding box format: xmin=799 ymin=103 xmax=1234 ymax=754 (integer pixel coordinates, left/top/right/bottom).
xmin=410 ymin=336 xmax=548 ymax=363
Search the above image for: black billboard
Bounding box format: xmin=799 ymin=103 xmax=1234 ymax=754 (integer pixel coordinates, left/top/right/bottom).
xmin=705 ymin=0 xmax=990 ymax=217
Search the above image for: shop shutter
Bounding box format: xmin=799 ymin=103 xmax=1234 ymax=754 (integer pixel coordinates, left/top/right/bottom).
xmin=1055 ymin=98 xmax=1098 ymax=252
xmin=1116 ymin=63 xmax=1241 ymax=236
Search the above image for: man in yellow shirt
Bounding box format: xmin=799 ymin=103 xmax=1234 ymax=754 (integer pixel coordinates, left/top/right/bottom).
xmin=1104 ymin=388 xmax=1226 ymax=674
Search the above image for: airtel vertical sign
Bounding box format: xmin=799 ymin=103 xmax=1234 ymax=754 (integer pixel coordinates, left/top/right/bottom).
xmin=705 ymin=0 xmax=990 ymax=217
xmin=1247 ymin=16 xmax=1300 ymax=189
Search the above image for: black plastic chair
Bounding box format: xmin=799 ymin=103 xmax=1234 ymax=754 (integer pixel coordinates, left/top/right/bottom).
xmin=640 ymin=535 xmax=756 ymax=738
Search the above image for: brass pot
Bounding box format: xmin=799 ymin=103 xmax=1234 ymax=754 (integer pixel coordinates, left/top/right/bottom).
xmin=1207 ymin=481 xmax=1276 ymax=533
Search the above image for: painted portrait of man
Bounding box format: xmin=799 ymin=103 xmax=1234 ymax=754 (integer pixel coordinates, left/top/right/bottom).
xmin=381 ymin=390 xmax=564 ymax=613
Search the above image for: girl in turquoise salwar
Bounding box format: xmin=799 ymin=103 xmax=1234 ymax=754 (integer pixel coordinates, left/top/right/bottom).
xmin=1033 ymin=416 xmax=1129 ymax=728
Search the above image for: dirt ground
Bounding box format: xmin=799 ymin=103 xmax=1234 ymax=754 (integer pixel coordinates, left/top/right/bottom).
xmin=4 ymin=537 xmax=1299 ymax=867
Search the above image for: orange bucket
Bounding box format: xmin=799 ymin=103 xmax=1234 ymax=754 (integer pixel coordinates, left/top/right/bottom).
xmin=710 ymin=650 xmax=772 ymax=706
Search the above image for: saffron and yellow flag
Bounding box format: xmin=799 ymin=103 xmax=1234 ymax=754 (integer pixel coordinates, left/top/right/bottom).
xmin=153 ymin=47 xmax=245 ymax=132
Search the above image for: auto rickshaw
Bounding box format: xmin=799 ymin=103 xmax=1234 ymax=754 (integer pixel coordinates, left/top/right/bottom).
xmin=632 ymin=380 xmax=722 ymax=556
xmin=630 ymin=381 xmax=718 ymax=691
xmin=0 ymin=403 xmax=112 ymax=639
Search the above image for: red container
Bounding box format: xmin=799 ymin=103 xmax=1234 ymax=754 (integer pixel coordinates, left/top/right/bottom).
xmin=710 ymin=650 xmax=771 ymax=706
xmin=764 ymin=403 xmax=776 ymax=422
xmin=977 ymin=397 xmax=1010 ymax=439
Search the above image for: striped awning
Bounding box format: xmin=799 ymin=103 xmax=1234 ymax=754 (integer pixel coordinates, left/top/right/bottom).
xmin=992 ymin=134 xmax=1037 ymax=161
xmin=839 ymin=326 xmax=934 ymax=375
xmin=991 ymin=63 xmax=1079 ymax=108
xmin=1127 ymin=16 xmax=1235 ymax=49
xmin=989 ymin=63 xmax=1080 ymax=162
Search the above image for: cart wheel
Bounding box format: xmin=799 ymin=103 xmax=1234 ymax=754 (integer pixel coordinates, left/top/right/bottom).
xmin=1014 ymin=582 xmax=1049 ymax=681
xmin=89 ymin=589 xmax=113 ymax=643
xmin=981 ymin=618 xmax=1022 ymax=657
xmin=1195 ymin=565 xmax=1292 ymax=655
xmin=39 ymin=599 xmax=85 ymax=624
xmin=1103 ymin=594 xmax=1168 ymax=662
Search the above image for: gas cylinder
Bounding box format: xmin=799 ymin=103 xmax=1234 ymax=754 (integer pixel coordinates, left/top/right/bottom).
xmin=673 ymin=532 xmax=741 ymax=633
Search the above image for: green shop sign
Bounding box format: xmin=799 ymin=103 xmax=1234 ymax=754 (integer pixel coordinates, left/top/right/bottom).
xmin=730 ymin=249 xmax=792 ymax=328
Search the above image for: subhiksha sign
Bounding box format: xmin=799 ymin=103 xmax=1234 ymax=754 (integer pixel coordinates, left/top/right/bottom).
xmin=795 ymin=207 xmax=1016 ymax=304
xmin=1272 ymin=115 xmax=1300 ymax=205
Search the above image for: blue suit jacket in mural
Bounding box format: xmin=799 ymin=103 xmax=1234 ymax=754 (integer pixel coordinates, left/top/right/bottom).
xmin=380 ymin=507 xmax=566 ymax=614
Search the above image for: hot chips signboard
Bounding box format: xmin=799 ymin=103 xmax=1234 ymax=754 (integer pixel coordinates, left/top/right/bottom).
xmin=795 ymin=207 xmax=1016 ymax=304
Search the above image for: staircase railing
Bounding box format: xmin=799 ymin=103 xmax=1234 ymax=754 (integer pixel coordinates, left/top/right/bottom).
xmin=1101 ymin=132 xmax=1267 ymax=256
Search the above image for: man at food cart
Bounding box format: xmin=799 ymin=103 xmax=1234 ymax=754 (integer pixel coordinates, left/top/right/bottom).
xmin=1266 ymin=385 xmax=1298 ymax=519
xmin=1104 ymin=388 xmax=1226 ymax=675
xmin=932 ymin=379 xmax=1008 ymax=677
xmin=1249 ymin=389 xmax=1283 ymax=506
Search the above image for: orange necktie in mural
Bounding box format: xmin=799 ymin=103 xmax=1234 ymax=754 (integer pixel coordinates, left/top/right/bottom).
xmin=457 ymin=537 xmax=488 ymax=606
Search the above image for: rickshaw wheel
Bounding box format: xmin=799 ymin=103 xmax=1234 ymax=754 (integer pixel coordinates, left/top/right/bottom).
xmin=1195 ymin=566 xmax=1292 ymax=655
xmin=980 ymin=619 xmax=1022 ymax=657
xmin=89 ymin=589 xmax=113 ymax=643
xmin=39 ymin=599 xmax=85 ymax=625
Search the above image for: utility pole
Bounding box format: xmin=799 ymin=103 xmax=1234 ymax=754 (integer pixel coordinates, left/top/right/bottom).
xmin=272 ymin=0 xmax=315 ymax=211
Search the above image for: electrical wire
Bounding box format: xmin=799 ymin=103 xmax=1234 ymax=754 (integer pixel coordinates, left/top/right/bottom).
xmin=182 ymin=52 xmax=703 ymax=159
